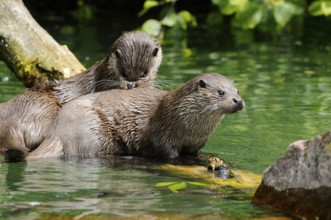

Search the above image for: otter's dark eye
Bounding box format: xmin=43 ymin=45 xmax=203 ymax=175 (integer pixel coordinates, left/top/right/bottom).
xmin=115 ymin=50 xmax=122 ymax=59
xmin=218 ymin=90 xmax=225 ymax=96
xmin=152 ymin=48 xmax=159 ymax=57
xmin=237 ymin=90 xmax=240 ymax=95
xmin=142 ymin=70 xmax=148 ymax=77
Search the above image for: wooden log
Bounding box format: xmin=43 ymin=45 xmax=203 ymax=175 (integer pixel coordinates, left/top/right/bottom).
xmin=0 ymin=0 xmax=86 ymax=87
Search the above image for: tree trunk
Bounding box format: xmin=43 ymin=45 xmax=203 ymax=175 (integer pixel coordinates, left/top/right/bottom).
xmin=0 ymin=0 xmax=86 ymax=87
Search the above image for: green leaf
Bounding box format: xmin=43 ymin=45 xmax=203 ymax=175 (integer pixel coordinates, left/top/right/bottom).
xmin=161 ymin=12 xmax=178 ymax=27
xmin=138 ymin=0 xmax=159 ymax=16
xmin=234 ymin=4 xmax=263 ymax=29
xmin=141 ymin=19 xmax=161 ymax=36
xmin=155 ymin=181 xmax=176 ymax=187
xmin=320 ymin=1 xmax=331 ymax=15
xmin=273 ymin=2 xmax=298 ymax=28
xmin=144 ymin=0 xmax=159 ymax=9
xmin=309 ymin=0 xmax=331 ymax=16
xmin=168 ymin=182 xmax=187 ymax=193
xmin=179 ymin=10 xmax=197 ymax=27
xmin=230 ymin=0 xmax=248 ymax=7
xmin=219 ymin=0 xmax=237 ymax=15
xmin=309 ymin=1 xmax=324 ymax=16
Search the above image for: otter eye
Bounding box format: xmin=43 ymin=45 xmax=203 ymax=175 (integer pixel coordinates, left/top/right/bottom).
xmin=237 ymin=90 xmax=240 ymax=95
xmin=115 ymin=50 xmax=122 ymax=59
xmin=142 ymin=70 xmax=148 ymax=77
xmin=218 ymin=90 xmax=225 ymax=96
xmin=152 ymin=48 xmax=159 ymax=57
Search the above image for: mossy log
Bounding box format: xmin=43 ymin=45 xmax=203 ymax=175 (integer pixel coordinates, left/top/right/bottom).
xmin=154 ymin=164 xmax=262 ymax=195
xmin=0 ymin=0 xmax=85 ymax=87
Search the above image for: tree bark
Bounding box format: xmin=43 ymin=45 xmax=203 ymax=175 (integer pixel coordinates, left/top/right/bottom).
xmin=0 ymin=0 xmax=86 ymax=87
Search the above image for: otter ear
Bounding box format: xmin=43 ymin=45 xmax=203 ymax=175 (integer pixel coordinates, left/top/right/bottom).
xmin=115 ymin=49 xmax=122 ymax=59
xmin=198 ymin=80 xmax=207 ymax=88
xmin=152 ymin=48 xmax=159 ymax=57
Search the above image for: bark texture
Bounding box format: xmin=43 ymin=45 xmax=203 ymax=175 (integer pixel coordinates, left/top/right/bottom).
xmin=0 ymin=0 xmax=85 ymax=87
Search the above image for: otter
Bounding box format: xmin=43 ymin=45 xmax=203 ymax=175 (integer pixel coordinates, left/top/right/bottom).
xmin=0 ymin=31 xmax=162 ymax=160
xmin=27 ymin=73 xmax=244 ymax=160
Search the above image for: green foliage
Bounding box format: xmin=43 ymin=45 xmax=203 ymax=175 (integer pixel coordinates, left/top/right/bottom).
xmin=139 ymin=0 xmax=331 ymax=37
xmin=139 ymin=0 xmax=197 ymax=37
xmin=309 ymin=0 xmax=331 ymax=16
xmin=212 ymin=0 xmax=305 ymax=32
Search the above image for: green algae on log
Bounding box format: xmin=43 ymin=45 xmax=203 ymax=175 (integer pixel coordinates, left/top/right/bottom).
xmin=155 ymin=164 xmax=262 ymax=195
xmin=0 ymin=0 xmax=85 ymax=87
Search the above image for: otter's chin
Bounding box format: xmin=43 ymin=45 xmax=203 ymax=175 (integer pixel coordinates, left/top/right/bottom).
xmin=227 ymin=104 xmax=245 ymax=114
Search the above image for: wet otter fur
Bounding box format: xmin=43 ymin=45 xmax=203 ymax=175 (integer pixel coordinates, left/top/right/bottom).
xmin=0 ymin=31 xmax=162 ymax=160
xmin=27 ymin=73 xmax=244 ymax=160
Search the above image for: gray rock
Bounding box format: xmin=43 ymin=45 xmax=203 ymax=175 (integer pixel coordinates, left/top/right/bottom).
xmin=253 ymin=131 xmax=331 ymax=219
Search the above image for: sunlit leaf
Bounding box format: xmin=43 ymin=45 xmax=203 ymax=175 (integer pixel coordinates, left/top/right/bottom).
xmin=309 ymin=0 xmax=331 ymax=16
xmin=230 ymin=0 xmax=248 ymax=7
xmin=155 ymin=181 xmax=176 ymax=187
xmin=321 ymin=1 xmax=331 ymax=15
xmin=138 ymin=0 xmax=159 ymax=16
xmin=234 ymin=4 xmax=263 ymax=29
xmin=179 ymin=10 xmax=197 ymax=27
xmin=144 ymin=0 xmax=159 ymax=9
xmin=142 ymin=19 xmax=161 ymax=36
xmin=219 ymin=0 xmax=237 ymax=15
xmin=168 ymin=182 xmax=187 ymax=193
xmin=273 ymin=2 xmax=299 ymax=28
xmin=161 ymin=12 xmax=178 ymax=27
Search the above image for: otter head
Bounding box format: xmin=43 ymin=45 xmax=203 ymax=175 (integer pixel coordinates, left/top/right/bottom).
xmin=192 ymin=73 xmax=244 ymax=115
xmin=109 ymin=31 xmax=162 ymax=90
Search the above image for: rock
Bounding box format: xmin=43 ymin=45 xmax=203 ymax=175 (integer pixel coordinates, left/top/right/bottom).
xmin=253 ymin=131 xmax=331 ymax=219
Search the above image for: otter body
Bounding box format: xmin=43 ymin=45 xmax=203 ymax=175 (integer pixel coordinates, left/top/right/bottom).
xmin=0 ymin=31 xmax=162 ymax=159
xmin=27 ymin=73 xmax=244 ymax=160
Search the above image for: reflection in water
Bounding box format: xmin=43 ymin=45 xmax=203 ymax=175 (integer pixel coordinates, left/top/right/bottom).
xmin=1 ymin=155 xmax=270 ymax=219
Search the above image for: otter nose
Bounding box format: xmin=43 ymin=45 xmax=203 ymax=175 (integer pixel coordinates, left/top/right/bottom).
xmin=127 ymin=82 xmax=136 ymax=90
xmin=233 ymin=98 xmax=244 ymax=108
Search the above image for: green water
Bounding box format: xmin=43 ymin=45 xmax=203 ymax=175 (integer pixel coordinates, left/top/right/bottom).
xmin=0 ymin=15 xmax=331 ymax=219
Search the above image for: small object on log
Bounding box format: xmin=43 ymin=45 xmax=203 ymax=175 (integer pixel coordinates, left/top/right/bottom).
xmin=207 ymin=156 xmax=232 ymax=179
xmin=207 ymin=156 xmax=227 ymax=171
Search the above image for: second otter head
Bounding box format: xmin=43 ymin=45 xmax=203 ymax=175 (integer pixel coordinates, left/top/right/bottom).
xmin=108 ymin=31 xmax=162 ymax=90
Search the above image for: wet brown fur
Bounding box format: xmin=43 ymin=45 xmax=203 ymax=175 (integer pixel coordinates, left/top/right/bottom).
xmin=0 ymin=31 xmax=162 ymax=158
xmin=27 ymin=73 xmax=244 ymax=160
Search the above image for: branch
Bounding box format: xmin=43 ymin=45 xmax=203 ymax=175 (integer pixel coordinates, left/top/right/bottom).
xmin=0 ymin=0 xmax=86 ymax=87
